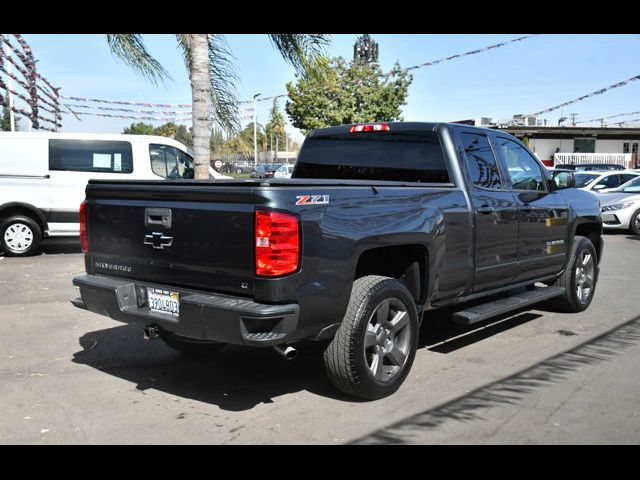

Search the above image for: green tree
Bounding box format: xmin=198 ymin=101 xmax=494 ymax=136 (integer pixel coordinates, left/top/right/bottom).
xmin=265 ymin=98 xmax=286 ymax=159
xmin=286 ymin=57 xmax=412 ymax=133
xmin=174 ymin=124 xmax=193 ymax=148
xmin=1 ymin=98 xmax=20 ymax=131
xmin=154 ymin=122 xmax=178 ymax=138
xmin=123 ymin=122 xmax=155 ymax=135
xmin=209 ymin=126 xmax=224 ymax=153
xmin=106 ymin=34 xmax=330 ymax=179
xmin=217 ymin=122 xmax=266 ymax=158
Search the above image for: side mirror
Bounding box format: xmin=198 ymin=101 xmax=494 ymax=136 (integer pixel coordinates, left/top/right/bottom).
xmin=551 ymin=171 xmax=576 ymax=190
xmin=593 ymin=184 xmax=606 ymax=190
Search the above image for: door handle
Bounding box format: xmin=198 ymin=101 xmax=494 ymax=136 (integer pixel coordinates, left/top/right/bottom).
xmin=476 ymin=205 xmax=494 ymax=215
xmin=145 ymin=208 xmax=172 ymax=228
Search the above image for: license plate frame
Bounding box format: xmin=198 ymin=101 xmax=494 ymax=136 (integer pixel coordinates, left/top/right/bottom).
xmin=147 ymin=287 xmax=180 ymax=316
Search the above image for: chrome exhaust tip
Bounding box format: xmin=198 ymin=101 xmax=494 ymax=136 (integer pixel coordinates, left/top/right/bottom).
xmin=274 ymin=344 xmax=298 ymax=360
xmin=143 ymin=325 xmax=160 ymax=340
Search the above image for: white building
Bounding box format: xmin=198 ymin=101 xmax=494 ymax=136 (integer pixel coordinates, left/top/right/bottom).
xmin=493 ymin=126 xmax=640 ymax=168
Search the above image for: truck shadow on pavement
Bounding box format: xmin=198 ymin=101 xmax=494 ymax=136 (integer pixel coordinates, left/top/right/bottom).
xmin=72 ymin=325 xmax=348 ymax=410
xmin=351 ymin=314 xmax=640 ymax=444
xmin=71 ymin=302 xmax=555 ymax=411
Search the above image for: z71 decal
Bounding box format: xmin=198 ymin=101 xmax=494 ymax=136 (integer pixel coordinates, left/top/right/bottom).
xmin=295 ymin=195 xmax=330 ymax=206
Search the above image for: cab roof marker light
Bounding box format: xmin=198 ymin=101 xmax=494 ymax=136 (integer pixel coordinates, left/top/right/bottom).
xmin=349 ymin=123 xmax=390 ymax=133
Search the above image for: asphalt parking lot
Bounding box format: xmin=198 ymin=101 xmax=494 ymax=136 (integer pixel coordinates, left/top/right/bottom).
xmin=1 ymin=233 xmax=639 ymax=444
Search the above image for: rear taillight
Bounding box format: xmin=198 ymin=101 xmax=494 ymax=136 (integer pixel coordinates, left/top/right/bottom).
xmin=349 ymin=123 xmax=390 ymax=133
xmin=79 ymin=201 xmax=88 ymax=253
xmin=255 ymin=209 xmax=299 ymax=276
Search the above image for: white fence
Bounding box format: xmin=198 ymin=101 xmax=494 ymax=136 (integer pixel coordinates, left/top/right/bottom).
xmin=553 ymin=153 xmax=634 ymax=169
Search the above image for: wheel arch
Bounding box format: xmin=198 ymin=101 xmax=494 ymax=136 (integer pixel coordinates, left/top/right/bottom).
xmin=0 ymin=202 xmax=48 ymax=234
xmin=573 ymin=221 xmax=602 ymax=263
xmin=354 ymin=244 xmax=430 ymax=306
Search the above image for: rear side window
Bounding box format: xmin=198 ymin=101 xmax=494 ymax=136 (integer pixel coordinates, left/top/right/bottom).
xmin=49 ymin=140 xmax=133 ymax=173
xmin=293 ymin=131 xmax=450 ymax=183
xmin=461 ymin=133 xmax=502 ymax=189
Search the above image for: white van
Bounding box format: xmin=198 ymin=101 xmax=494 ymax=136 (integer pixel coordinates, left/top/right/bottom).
xmin=0 ymin=131 xmax=225 ymax=257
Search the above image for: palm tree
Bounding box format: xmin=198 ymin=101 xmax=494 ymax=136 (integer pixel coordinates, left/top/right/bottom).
xmin=106 ymin=34 xmax=329 ymax=179
xmin=266 ymin=98 xmax=286 ymax=161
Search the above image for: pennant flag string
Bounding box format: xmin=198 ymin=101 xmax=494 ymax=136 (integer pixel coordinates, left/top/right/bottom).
xmin=531 ymin=74 xmax=640 ymax=116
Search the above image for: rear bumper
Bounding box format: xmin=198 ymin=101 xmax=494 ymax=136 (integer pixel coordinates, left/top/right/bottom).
xmin=72 ymin=274 xmax=300 ymax=346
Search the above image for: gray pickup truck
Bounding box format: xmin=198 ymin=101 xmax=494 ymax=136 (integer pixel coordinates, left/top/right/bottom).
xmin=72 ymin=122 xmax=603 ymax=400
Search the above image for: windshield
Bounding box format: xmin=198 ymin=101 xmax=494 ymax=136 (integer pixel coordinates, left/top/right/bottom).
xmin=616 ymin=176 xmax=640 ymax=193
xmin=574 ymin=173 xmax=600 ymax=188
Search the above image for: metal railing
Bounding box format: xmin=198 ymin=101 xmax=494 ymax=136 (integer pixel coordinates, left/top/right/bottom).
xmin=553 ymin=152 xmax=634 ymax=169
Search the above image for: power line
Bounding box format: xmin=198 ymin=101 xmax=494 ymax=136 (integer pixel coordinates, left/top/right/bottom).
xmin=531 ymin=74 xmax=640 ymax=116
xmin=577 ymin=110 xmax=640 ymax=124
xmin=393 ymin=34 xmax=541 ymax=76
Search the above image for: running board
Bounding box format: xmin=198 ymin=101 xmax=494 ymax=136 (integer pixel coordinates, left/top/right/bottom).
xmin=452 ymin=286 xmax=564 ymax=325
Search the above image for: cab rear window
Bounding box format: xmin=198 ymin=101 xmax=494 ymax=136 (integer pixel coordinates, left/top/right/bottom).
xmin=293 ymin=131 xmax=450 ymax=183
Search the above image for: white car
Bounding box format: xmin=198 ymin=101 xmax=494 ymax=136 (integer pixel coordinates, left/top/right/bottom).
xmin=274 ymin=164 xmax=295 ymax=179
xmin=573 ymin=170 xmax=640 ymax=192
xmin=599 ymin=176 xmax=640 ymax=234
xmin=0 ymin=131 xmax=211 ymax=256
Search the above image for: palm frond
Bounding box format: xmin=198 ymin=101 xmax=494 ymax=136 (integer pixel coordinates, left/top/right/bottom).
xmin=106 ymin=34 xmax=170 ymax=86
xmin=268 ymin=34 xmax=330 ymax=71
xmin=208 ymin=35 xmax=240 ymax=134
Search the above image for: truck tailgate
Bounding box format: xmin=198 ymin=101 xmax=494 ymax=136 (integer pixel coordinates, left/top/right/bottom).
xmin=85 ymin=181 xmax=256 ymax=296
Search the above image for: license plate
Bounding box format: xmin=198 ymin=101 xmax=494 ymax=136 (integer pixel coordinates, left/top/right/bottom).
xmin=147 ymin=288 xmax=179 ymax=316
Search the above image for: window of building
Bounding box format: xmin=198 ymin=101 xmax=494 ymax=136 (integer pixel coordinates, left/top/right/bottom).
xmin=573 ymin=138 xmax=595 ymax=153
xmin=461 ymin=132 xmax=502 ymax=189
xmin=496 ymin=137 xmax=546 ymax=191
xmin=49 ymin=140 xmax=133 ymax=173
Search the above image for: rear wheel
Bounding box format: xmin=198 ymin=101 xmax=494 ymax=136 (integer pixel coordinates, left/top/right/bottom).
xmin=629 ymin=208 xmax=640 ymax=235
xmin=0 ymin=215 xmax=42 ymax=257
xmin=158 ymin=330 xmax=224 ymax=357
xmin=551 ymin=235 xmax=598 ymax=312
xmin=323 ymin=275 xmax=419 ymax=400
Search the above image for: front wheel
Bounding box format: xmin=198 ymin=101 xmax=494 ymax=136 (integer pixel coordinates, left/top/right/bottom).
xmin=550 ymin=235 xmax=598 ymax=312
xmin=323 ymin=275 xmax=419 ymax=400
xmin=629 ymin=208 xmax=640 ymax=235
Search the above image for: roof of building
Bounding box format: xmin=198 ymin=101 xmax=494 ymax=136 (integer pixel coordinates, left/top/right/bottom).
xmin=491 ymin=126 xmax=640 ymax=138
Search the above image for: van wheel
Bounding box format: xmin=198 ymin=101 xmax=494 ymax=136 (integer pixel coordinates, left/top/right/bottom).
xmin=0 ymin=215 xmax=42 ymax=257
xmin=323 ymin=275 xmax=419 ymax=400
xmin=550 ymin=235 xmax=598 ymax=312
xmin=158 ymin=330 xmax=224 ymax=357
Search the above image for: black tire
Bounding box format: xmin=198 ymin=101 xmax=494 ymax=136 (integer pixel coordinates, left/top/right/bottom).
xmin=550 ymin=235 xmax=598 ymax=313
xmin=158 ymin=330 xmax=224 ymax=357
xmin=0 ymin=215 xmax=42 ymax=257
xmin=629 ymin=208 xmax=640 ymax=235
xmin=323 ymin=275 xmax=419 ymax=400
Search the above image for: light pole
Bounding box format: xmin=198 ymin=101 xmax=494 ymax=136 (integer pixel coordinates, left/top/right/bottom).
xmin=253 ymin=93 xmax=261 ymax=165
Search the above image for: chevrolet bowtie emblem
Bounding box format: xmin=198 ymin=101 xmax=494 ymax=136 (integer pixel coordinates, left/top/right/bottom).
xmin=144 ymin=232 xmax=173 ymax=249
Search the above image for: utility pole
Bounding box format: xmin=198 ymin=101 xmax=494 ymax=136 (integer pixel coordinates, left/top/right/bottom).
xmin=4 ymin=43 xmax=15 ymax=131
xmin=570 ymin=113 xmax=578 ymax=126
xmin=253 ymin=94 xmax=259 ymax=165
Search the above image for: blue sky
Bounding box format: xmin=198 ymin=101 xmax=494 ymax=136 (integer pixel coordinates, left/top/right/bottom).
xmin=14 ymin=34 xmax=640 ymax=143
